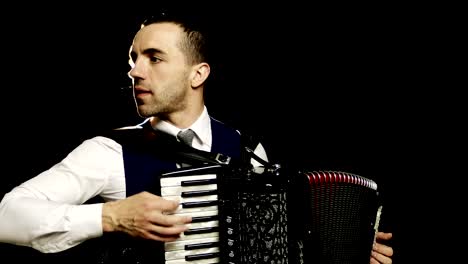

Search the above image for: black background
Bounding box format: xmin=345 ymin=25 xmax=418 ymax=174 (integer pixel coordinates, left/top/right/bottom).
xmin=0 ymin=2 xmax=452 ymax=263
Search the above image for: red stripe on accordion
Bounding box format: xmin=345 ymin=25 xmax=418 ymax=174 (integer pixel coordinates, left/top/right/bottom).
xmin=305 ymin=170 xmax=377 ymax=190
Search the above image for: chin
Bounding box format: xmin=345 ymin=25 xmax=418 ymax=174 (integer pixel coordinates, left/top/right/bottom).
xmin=136 ymin=107 xmax=151 ymax=118
xmin=138 ymin=105 xmax=162 ymax=118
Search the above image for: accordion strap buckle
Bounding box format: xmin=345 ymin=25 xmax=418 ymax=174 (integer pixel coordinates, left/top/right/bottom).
xmin=215 ymin=153 xmax=231 ymax=165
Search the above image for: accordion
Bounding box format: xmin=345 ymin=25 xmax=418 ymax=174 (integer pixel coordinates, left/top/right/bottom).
xmin=160 ymin=162 xmax=381 ymax=264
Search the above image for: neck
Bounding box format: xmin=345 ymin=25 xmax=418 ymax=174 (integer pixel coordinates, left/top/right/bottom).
xmin=151 ymin=103 xmax=204 ymax=129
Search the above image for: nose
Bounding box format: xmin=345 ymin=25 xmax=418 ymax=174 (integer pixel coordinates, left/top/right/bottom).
xmin=128 ymin=66 xmax=142 ymax=80
xmin=128 ymin=59 xmax=145 ymax=80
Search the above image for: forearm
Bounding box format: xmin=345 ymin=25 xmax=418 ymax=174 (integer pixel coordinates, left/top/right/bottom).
xmin=0 ymin=193 xmax=103 ymax=253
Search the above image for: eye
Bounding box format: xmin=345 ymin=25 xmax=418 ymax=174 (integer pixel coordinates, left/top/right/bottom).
xmin=150 ymin=56 xmax=161 ymax=63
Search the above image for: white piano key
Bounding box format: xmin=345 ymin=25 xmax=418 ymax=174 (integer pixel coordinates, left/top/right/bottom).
xmin=165 ymin=237 xmax=219 ymax=251
xmin=161 ymin=174 xmax=217 ymax=187
xmin=161 ymin=184 xmax=218 ymax=196
xmin=186 ymin=220 xmax=218 ymax=230
xmin=171 ymin=209 xmax=218 ymax=218
xmin=165 ymin=247 xmax=219 ymax=260
xmin=173 ymin=205 xmax=218 ymax=214
xmin=164 ymin=195 xmax=218 ymax=204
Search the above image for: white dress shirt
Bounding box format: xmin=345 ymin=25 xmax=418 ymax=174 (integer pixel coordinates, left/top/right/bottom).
xmin=0 ymin=107 xmax=268 ymax=253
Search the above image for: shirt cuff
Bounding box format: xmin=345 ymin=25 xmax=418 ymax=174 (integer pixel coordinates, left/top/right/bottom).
xmin=69 ymin=203 xmax=104 ymax=240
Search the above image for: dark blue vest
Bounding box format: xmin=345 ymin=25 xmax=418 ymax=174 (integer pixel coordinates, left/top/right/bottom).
xmin=123 ymin=117 xmax=242 ymax=197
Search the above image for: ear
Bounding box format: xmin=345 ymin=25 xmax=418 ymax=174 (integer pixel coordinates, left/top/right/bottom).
xmin=190 ymin=62 xmax=210 ymax=88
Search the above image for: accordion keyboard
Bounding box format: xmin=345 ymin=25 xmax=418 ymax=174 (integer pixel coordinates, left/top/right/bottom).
xmin=160 ymin=166 xmax=221 ymax=264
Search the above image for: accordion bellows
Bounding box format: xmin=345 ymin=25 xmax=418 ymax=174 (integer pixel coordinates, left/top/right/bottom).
xmin=302 ymin=170 xmax=379 ymax=264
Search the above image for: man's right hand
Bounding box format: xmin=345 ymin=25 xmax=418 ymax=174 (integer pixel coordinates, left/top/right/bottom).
xmin=102 ymin=191 xmax=192 ymax=242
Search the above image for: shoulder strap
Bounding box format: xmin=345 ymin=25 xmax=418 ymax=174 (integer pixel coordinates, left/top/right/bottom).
xmin=102 ymin=121 xmax=233 ymax=166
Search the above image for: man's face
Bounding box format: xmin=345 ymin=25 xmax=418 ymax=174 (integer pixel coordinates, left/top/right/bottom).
xmin=128 ymin=22 xmax=192 ymax=118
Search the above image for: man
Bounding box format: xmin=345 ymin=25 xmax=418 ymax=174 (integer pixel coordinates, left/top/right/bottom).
xmin=0 ymin=10 xmax=267 ymax=264
xmin=0 ymin=9 xmax=392 ymax=264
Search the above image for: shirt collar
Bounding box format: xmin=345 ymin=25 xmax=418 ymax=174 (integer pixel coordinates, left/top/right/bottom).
xmin=151 ymin=106 xmax=212 ymax=150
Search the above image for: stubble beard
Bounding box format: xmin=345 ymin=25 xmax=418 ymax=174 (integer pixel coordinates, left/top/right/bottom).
xmin=135 ymin=79 xmax=188 ymax=118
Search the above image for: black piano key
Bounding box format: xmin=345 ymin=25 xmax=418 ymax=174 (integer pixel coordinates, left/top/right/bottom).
xmin=182 ymin=189 xmax=217 ymax=197
xmin=185 ymin=241 xmax=219 ymax=250
xmin=182 ymin=200 xmax=217 ymax=208
xmin=191 ymin=215 xmax=218 ymax=223
xmin=181 ymin=178 xmax=217 ymax=186
xmin=185 ymin=252 xmax=219 ymax=261
xmin=184 ymin=226 xmax=219 ymax=236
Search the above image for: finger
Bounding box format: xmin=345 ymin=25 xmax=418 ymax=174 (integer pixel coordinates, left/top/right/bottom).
xmin=376 ymin=232 xmax=393 ymax=241
xmin=153 ymin=197 xmax=180 ymax=212
xmin=141 ymin=229 xmax=183 ymax=242
xmin=370 ymin=256 xmax=380 ymax=264
xmin=150 ymin=212 xmax=192 ymax=227
xmin=374 ymin=242 xmax=394 ymax=257
xmin=148 ymin=223 xmax=189 ymax=236
xmin=371 ymin=249 xmax=392 ymax=264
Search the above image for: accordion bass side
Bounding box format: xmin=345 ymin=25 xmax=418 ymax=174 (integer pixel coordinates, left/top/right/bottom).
xmin=160 ymin=163 xmax=380 ymax=264
xmin=300 ymin=170 xmax=380 ymax=264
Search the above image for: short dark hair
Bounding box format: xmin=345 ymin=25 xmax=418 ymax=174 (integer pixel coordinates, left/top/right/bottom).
xmin=141 ymin=9 xmax=210 ymax=66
